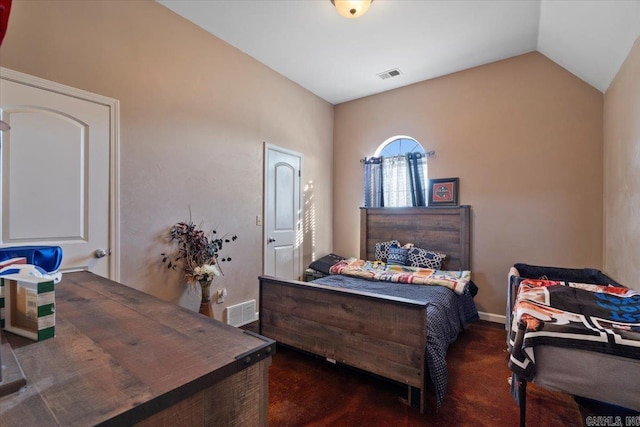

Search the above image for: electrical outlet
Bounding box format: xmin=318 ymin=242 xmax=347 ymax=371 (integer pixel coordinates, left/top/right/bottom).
xmin=217 ymin=288 xmax=226 ymax=304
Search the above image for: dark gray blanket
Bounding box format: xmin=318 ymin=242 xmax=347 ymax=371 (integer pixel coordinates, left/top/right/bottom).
xmin=311 ymin=274 xmax=479 ymax=408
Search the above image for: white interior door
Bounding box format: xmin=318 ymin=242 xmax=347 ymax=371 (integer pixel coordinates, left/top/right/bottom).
xmin=0 ymin=69 xmax=119 ymax=279
xmin=264 ymin=144 xmax=302 ymax=280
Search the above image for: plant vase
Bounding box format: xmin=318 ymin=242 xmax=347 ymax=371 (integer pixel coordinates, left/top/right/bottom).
xmin=199 ymin=279 xmax=214 ymax=318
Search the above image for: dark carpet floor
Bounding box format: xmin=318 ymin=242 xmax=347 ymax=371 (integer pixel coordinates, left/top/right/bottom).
xmin=268 ymin=321 xmax=585 ymax=426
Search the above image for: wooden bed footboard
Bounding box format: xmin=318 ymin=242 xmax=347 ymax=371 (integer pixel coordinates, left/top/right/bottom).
xmin=259 ymin=275 xmax=429 ymax=413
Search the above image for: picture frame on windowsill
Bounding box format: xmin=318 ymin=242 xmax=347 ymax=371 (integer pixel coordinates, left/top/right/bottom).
xmin=428 ymin=177 xmax=459 ymax=206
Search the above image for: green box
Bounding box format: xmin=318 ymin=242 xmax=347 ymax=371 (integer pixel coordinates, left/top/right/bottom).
xmin=1 ymin=274 xmax=55 ymax=341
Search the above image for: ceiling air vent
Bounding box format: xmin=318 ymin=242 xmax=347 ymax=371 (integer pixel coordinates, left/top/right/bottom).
xmin=377 ymin=68 xmax=401 ymax=80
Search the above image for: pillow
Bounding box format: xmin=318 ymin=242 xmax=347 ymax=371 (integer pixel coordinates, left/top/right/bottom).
xmin=386 ymin=245 xmax=408 ymax=266
xmin=407 ymin=247 xmax=446 ymax=269
xmin=308 ymin=253 xmax=346 ymax=275
xmin=374 ymin=240 xmax=400 ymax=262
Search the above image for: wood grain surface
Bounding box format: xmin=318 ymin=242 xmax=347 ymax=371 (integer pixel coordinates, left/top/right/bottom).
xmin=259 ymin=276 xmax=428 ymax=412
xmin=360 ymin=206 xmax=471 ymax=270
xmin=0 ymin=271 xmax=273 ymax=426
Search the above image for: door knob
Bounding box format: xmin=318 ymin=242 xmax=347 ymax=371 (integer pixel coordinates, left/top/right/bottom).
xmin=94 ymin=249 xmax=107 ymax=259
xmin=268 ymin=237 xmax=276 ymax=243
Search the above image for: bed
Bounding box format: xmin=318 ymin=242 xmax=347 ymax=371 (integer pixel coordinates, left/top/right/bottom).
xmin=259 ymin=206 xmax=479 ymax=413
xmin=507 ymin=264 xmax=640 ymax=426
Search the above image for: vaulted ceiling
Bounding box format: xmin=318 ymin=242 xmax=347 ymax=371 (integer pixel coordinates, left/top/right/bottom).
xmin=158 ymin=0 xmax=640 ymax=105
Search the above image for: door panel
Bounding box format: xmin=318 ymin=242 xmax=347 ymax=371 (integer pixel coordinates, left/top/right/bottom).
xmin=264 ymin=145 xmax=302 ymax=280
xmin=1 ymin=74 xmax=112 ymax=278
xmin=275 ymin=164 xmax=295 ymax=230
xmin=5 ymin=108 xmax=85 ymax=240
xmin=274 ymin=245 xmax=294 ymax=279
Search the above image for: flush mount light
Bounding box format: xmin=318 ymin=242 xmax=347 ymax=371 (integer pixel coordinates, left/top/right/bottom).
xmin=330 ymin=0 xmax=373 ymax=19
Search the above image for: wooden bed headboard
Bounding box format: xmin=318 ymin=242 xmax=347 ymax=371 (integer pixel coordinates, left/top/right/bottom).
xmin=360 ymin=206 xmax=471 ymax=271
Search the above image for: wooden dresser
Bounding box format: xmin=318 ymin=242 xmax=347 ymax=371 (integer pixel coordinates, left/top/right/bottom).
xmin=0 ymin=271 xmax=274 ymax=426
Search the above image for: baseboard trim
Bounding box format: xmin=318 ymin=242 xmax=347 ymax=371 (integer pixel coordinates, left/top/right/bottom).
xmin=478 ymin=311 xmax=506 ymax=324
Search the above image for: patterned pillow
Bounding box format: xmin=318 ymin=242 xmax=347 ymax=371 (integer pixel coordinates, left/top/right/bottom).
xmin=374 ymin=240 xmax=401 ymax=262
xmin=407 ymin=247 xmax=446 ymax=269
xmin=386 ymin=245 xmax=408 ymax=266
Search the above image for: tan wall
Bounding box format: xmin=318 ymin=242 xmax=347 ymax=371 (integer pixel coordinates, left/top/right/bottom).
xmin=334 ymin=52 xmax=604 ymax=317
xmin=0 ymin=0 xmax=334 ymax=319
xmin=604 ymin=37 xmax=640 ymax=290
xmin=1 ymin=1 xmax=619 ymax=320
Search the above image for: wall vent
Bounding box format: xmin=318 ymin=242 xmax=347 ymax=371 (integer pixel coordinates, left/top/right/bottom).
xmin=226 ymin=299 xmax=256 ymax=327
xmin=377 ymin=68 xmax=401 ymax=80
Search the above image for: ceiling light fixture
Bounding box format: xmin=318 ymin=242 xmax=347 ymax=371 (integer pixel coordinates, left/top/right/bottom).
xmin=330 ymin=0 xmax=373 ymax=19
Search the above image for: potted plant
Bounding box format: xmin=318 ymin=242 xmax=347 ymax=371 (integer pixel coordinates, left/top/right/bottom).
xmin=161 ymin=217 xmax=237 ymax=317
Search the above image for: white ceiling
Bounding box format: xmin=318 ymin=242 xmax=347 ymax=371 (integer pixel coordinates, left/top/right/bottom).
xmin=158 ymin=0 xmax=640 ymax=105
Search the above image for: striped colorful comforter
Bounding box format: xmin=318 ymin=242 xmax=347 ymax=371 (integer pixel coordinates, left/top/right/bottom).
xmin=329 ymin=257 xmax=471 ymax=295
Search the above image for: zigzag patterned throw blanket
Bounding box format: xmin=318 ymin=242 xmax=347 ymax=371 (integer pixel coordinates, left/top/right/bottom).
xmin=328 ymin=258 xmax=470 ymax=295
xmin=508 ymin=278 xmax=640 ymax=381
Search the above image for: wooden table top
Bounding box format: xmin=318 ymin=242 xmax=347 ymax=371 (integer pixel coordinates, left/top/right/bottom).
xmin=0 ymin=271 xmax=274 ymax=426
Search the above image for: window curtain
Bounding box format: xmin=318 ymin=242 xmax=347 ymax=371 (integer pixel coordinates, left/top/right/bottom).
xmin=407 ymin=152 xmax=426 ymax=206
xmin=363 ymin=157 xmax=382 ymax=208
xmin=363 ymin=153 xmax=427 ymax=208
xmin=382 ymin=155 xmax=411 ymax=207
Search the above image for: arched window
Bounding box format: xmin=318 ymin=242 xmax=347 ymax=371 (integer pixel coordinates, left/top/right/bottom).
xmin=364 ymin=136 xmax=432 ymax=208
xmin=375 ymin=135 xmax=426 ymax=157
